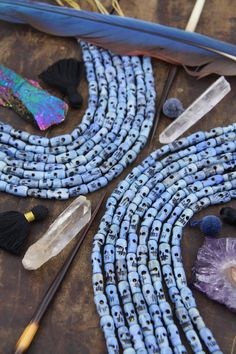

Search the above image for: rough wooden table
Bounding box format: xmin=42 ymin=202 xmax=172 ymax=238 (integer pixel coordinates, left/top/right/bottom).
xmin=0 ymin=1 xmax=236 ymax=353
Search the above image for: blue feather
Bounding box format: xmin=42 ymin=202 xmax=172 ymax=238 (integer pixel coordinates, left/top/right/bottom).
xmin=0 ymin=0 xmax=236 ymax=77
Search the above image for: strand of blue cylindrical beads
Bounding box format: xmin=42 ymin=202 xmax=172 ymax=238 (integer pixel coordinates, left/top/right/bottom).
xmin=94 ymin=184 xmax=234 ymax=352
xmin=106 ymin=176 xmax=231 ymax=352
xmin=137 ymin=175 xmax=234 ymax=353
xmin=92 ymin=124 xmax=236 ymax=354
xmin=0 ymin=41 xmax=156 ymax=199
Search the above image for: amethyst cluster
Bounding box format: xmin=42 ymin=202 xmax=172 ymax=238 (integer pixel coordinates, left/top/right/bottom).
xmin=193 ymin=237 xmax=236 ymax=312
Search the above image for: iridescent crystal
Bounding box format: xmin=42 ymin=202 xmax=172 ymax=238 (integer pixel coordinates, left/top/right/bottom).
xmin=0 ymin=64 xmax=68 ymax=130
xmin=22 ymin=196 xmax=91 ymax=270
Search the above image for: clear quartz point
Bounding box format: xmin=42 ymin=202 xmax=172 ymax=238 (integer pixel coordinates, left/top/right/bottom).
xmin=159 ymin=76 xmax=231 ymax=144
xmin=22 ymin=196 xmax=91 ymax=270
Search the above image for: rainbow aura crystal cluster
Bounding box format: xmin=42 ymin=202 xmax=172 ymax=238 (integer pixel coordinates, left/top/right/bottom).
xmin=0 ymin=64 xmax=68 ymax=130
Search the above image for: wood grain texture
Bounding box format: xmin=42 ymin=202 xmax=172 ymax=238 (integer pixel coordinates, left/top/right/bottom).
xmin=0 ymin=1 xmax=236 ymax=353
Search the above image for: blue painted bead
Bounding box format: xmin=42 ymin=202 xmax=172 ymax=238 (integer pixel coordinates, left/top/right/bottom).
xmin=46 ymin=188 xmax=68 ymax=199
xmin=23 ymin=170 xmax=44 ymax=180
xmin=6 ymin=184 xmax=28 ymax=196
xmin=0 ymin=180 xmax=7 ymax=191
xmin=45 ymin=170 xmax=66 ymax=179
xmin=50 ymin=134 xmax=72 ymax=147
xmin=185 ymin=329 xmax=202 ymax=352
xmin=1 ymin=173 xmax=20 ymax=184
xmin=20 ymin=179 xmax=39 ymax=188
xmin=69 ymin=184 xmax=89 ymax=197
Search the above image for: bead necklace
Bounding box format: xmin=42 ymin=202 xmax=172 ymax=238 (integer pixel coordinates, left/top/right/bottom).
xmin=92 ymin=123 xmax=236 ymax=354
xmin=0 ymin=41 xmax=156 ymax=199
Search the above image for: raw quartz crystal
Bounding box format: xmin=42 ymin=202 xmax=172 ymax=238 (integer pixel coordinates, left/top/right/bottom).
xmin=193 ymin=237 xmax=236 ymax=312
xmin=22 ymin=196 xmax=91 ymax=270
xmin=159 ymin=76 xmax=231 ymax=144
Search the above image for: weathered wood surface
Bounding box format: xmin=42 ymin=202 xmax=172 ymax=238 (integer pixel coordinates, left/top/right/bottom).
xmin=0 ymin=1 xmax=236 ymax=353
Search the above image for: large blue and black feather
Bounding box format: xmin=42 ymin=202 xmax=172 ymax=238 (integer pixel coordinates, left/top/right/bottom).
xmin=0 ymin=0 xmax=236 ymax=77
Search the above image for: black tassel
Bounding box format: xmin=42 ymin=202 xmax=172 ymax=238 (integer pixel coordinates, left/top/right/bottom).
xmin=0 ymin=205 xmax=49 ymax=255
xmin=39 ymin=59 xmax=83 ymax=108
xmin=220 ymin=207 xmax=236 ymax=226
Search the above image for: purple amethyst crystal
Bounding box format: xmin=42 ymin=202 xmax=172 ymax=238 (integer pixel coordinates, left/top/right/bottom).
xmin=193 ymin=237 xmax=236 ymax=312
